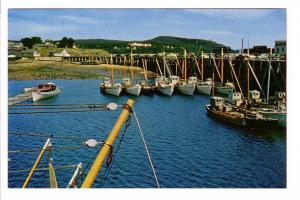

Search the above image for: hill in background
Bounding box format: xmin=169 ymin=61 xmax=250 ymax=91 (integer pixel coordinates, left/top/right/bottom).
xmin=75 ymin=36 xmax=230 ymax=54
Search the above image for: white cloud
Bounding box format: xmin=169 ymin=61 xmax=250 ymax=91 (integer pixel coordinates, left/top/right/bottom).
xmin=199 ymin=30 xmax=232 ymax=35
xmin=9 ymin=20 xmax=79 ymax=39
xmin=56 ymin=15 xmax=98 ymax=24
xmin=186 ymin=9 xmax=273 ymax=20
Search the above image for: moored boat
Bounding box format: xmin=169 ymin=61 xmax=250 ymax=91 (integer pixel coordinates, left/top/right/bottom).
xmin=100 ymin=78 xmax=122 ymax=96
xmin=205 ymin=96 xmax=246 ymax=126
xmin=155 ymin=76 xmax=174 ymax=96
xmin=258 ymin=108 xmax=286 ymax=127
xmin=140 ymin=80 xmax=155 ymax=96
xmin=32 ymin=83 xmax=60 ymax=102
xmin=122 ymin=78 xmax=142 ymax=96
xmin=215 ymin=81 xmax=235 ymax=95
xmin=196 ymin=78 xmax=213 ymax=95
xmin=176 ymin=80 xmax=195 ymax=96
xmin=245 ymin=111 xmax=279 ymax=128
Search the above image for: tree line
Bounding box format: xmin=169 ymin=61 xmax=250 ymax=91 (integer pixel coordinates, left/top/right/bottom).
xmin=20 ymin=36 xmax=75 ymax=49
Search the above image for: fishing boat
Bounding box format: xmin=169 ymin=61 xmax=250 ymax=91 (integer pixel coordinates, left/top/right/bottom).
xmin=155 ymin=76 xmax=174 ymax=96
xmin=140 ymin=59 xmax=155 ymax=96
xmin=122 ymin=78 xmax=142 ymax=96
xmin=32 ymin=83 xmax=60 ymax=102
xmin=205 ymin=96 xmax=246 ymax=126
xmin=245 ymin=110 xmax=279 ymax=128
xmin=140 ymin=80 xmax=155 ymax=96
xmin=176 ymin=77 xmax=196 ymax=96
xmin=100 ymin=78 xmax=122 ymax=96
xmin=258 ymin=107 xmax=286 ymax=127
xmin=215 ymin=81 xmax=235 ymax=95
xmin=196 ymin=78 xmax=213 ymax=95
xmin=24 ymin=87 xmax=37 ymax=93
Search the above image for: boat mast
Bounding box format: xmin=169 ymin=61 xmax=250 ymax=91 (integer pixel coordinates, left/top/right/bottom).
xmin=81 ymin=99 xmax=134 ymax=188
xmin=266 ymin=48 xmax=272 ymax=103
xmin=221 ymin=48 xmax=224 ymax=84
xmin=201 ymin=51 xmax=204 ymax=81
xmin=163 ymin=52 xmax=166 ymax=76
xmin=212 ymin=53 xmax=215 ymax=96
xmin=247 ymin=49 xmax=250 ymax=100
xmin=22 ymin=138 xmax=52 ymax=188
xmin=184 ymin=49 xmax=187 ymax=81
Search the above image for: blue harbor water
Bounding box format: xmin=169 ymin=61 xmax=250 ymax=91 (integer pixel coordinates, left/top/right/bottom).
xmin=8 ymin=79 xmax=286 ymax=188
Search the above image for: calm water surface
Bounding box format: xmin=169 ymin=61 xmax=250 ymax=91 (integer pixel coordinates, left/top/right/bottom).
xmin=8 ymin=79 xmax=286 ymax=188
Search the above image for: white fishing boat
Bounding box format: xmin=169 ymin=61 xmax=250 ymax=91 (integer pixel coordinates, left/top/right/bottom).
xmin=196 ymin=78 xmax=213 ymax=95
xmin=155 ymin=76 xmax=174 ymax=96
xmin=176 ymin=77 xmax=196 ymax=96
xmin=100 ymin=78 xmax=122 ymax=96
xmin=24 ymin=87 xmax=37 ymax=93
xmin=122 ymin=78 xmax=142 ymax=96
xmin=32 ymin=83 xmax=60 ymax=102
xmin=215 ymin=81 xmax=235 ymax=95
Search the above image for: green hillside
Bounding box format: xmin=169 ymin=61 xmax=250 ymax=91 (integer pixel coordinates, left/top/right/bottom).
xmin=75 ymin=36 xmax=230 ymax=54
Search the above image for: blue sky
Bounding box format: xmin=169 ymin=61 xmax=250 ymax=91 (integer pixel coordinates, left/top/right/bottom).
xmin=8 ymin=9 xmax=286 ymax=49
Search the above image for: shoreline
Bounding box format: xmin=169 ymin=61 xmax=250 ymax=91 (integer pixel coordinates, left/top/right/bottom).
xmin=8 ymin=60 xmax=156 ymax=80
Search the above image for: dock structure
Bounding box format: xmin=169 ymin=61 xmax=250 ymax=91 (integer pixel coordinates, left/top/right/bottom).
xmin=63 ymin=52 xmax=286 ymax=96
xmin=8 ymin=91 xmax=32 ymax=106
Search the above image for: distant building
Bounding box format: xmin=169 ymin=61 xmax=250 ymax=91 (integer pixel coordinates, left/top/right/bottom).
xmin=212 ymin=46 xmax=232 ymax=54
xmin=8 ymin=42 xmax=24 ymax=53
xmin=21 ymin=49 xmax=41 ymax=58
xmin=128 ymin=42 xmax=151 ymax=48
xmin=53 ymin=49 xmax=71 ymax=57
xmin=243 ymin=45 xmax=274 ymax=55
xmin=274 ymin=40 xmax=286 ymax=56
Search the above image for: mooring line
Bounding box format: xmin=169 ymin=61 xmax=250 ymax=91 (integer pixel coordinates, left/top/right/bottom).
xmin=132 ymin=109 xmax=160 ymax=188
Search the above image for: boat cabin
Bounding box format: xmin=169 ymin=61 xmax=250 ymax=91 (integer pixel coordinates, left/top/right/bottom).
xmin=275 ymin=91 xmax=286 ymax=102
xmin=227 ymin=90 xmax=243 ymax=106
xmin=188 ymin=76 xmax=198 ymax=83
xmin=37 ymin=83 xmax=56 ymax=92
xmin=169 ymin=75 xmax=180 ymax=85
xmin=122 ymin=78 xmax=132 ymax=87
xmin=248 ymin=90 xmax=261 ymax=102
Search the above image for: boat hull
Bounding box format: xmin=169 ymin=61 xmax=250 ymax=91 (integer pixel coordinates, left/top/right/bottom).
xmin=259 ymin=110 xmax=286 ymax=127
xmin=176 ymin=84 xmax=195 ymax=96
xmin=156 ymin=85 xmax=174 ymax=96
xmin=100 ymin=85 xmax=122 ymax=96
xmin=141 ymin=86 xmax=155 ymax=96
xmin=205 ymin=105 xmax=246 ymax=126
xmin=32 ymin=88 xmax=60 ymax=102
xmin=196 ymin=84 xmax=212 ymax=95
xmin=245 ymin=117 xmax=279 ymax=129
xmin=125 ymin=84 xmax=142 ymax=96
xmin=216 ymin=85 xmax=234 ymax=95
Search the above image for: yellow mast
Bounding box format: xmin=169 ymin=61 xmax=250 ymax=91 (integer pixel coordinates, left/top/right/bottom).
xmin=81 ymin=99 xmax=134 ymax=188
xmin=22 ymin=138 xmax=51 ymax=188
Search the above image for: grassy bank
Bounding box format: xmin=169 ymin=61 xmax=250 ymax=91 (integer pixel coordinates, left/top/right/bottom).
xmin=8 ymin=60 xmax=155 ymax=80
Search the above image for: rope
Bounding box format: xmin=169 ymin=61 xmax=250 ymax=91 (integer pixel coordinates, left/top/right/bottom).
xmin=132 ymin=109 xmax=160 ymax=188
xmin=8 ymin=108 xmax=109 ymax=115
xmin=8 ymin=145 xmax=83 ymax=154
xmin=99 ymin=114 xmax=132 ymax=187
xmin=8 ymin=132 xmax=87 ymax=142
xmin=9 ymin=164 xmax=77 ymax=173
